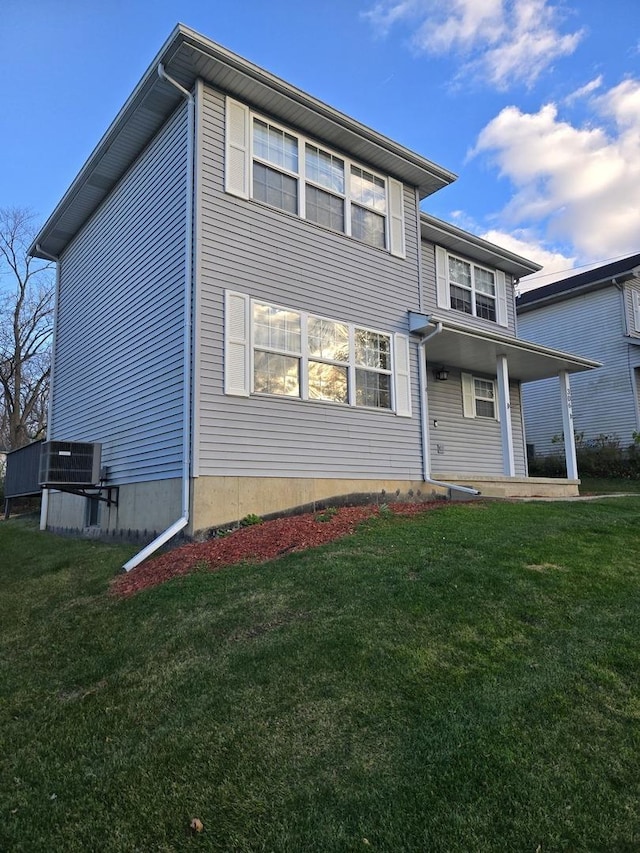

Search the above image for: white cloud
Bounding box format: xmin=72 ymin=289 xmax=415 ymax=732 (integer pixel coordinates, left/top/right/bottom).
xmin=363 ymin=0 xmax=583 ymax=89
xmin=471 ymin=78 xmax=640 ymax=262
xmin=564 ymin=75 xmax=603 ymax=104
xmin=480 ymin=229 xmax=577 ymax=290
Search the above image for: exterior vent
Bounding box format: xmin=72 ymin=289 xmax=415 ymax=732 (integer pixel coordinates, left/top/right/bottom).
xmin=39 ymin=441 xmax=102 ymax=487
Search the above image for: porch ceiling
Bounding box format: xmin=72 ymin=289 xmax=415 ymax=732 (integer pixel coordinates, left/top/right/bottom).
xmin=409 ymin=313 xmax=601 ymax=382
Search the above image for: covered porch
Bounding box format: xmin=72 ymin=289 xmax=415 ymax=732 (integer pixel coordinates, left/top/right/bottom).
xmin=409 ymin=312 xmax=601 ymax=497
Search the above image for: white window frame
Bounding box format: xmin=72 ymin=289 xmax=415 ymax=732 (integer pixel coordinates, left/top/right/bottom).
xmin=435 ymin=246 xmax=508 ymax=327
xmin=225 ymin=98 xmax=405 ymax=256
xmin=448 ymin=255 xmax=497 ymax=322
xmin=249 ymin=113 xmax=389 ymax=249
xmin=224 ymin=291 xmax=410 ymax=415
xmin=461 ymin=372 xmax=499 ymax=421
xmin=631 ymin=288 xmax=640 ymax=334
xmin=250 ymin=299 xmax=393 ymax=410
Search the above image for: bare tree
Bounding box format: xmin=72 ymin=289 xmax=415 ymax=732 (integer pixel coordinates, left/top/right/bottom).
xmin=0 ymin=208 xmax=54 ymax=450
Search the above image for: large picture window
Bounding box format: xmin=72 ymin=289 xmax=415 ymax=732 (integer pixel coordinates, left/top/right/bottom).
xmin=223 ymin=290 xmax=411 ymax=416
xmin=225 ymin=98 xmax=405 ymax=256
xmin=252 ymin=301 xmax=392 ymax=409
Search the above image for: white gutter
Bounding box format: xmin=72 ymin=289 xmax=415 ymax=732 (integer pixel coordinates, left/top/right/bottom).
xmin=123 ymin=64 xmax=195 ymax=572
xmin=416 ymin=322 xmax=480 ymax=497
xmin=35 ymin=243 xmax=60 ymax=531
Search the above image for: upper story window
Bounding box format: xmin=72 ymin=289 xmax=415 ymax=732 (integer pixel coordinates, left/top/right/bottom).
xmin=225 ymin=97 xmax=405 ymax=257
xmin=449 ymin=256 xmax=497 ymax=322
xmin=224 ymin=290 xmax=412 ymax=416
xmin=435 ymin=245 xmax=509 ymax=328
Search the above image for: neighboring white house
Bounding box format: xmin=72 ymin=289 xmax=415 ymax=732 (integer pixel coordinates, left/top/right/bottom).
xmin=517 ymin=254 xmax=640 ymax=458
xmin=29 ymin=24 xmax=599 ymax=551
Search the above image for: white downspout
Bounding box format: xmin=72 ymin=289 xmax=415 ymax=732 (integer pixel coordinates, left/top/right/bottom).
xmin=123 ymin=65 xmax=195 ymax=572
xmin=35 ymin=243 xmax=60 ymax=531
xmin=417 ymin=324 xmax=480 ymax=496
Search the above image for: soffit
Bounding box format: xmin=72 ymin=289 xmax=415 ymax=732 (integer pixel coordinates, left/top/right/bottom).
xmin=410 ymin=314 xmax=601 ymax=382
xmin=31 ymin=25 xmax=456 ymax=259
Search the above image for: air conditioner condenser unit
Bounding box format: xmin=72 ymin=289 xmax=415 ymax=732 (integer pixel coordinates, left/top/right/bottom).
xmin=39 ymin=441 xmax=102 ymax=488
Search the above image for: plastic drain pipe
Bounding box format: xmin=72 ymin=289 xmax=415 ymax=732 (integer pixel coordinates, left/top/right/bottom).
xmin=417 ymin=324 xmax=480 ymax=497
xmin=123 ymin=65 xmax=195 ymax=572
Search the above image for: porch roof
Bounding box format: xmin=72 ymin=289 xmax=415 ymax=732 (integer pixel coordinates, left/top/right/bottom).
xmin=408 ymin=312 xmax=601 ymax=382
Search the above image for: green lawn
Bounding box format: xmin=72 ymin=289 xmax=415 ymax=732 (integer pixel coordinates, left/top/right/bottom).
xmin=2 ymin=499 xmax=640 ymax=852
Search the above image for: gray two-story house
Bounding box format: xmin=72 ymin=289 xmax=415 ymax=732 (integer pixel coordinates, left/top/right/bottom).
xmin=31 ymin=25 xmax=598 ymax=564
xmin=517 ymin=254 xmax=640 ymax=457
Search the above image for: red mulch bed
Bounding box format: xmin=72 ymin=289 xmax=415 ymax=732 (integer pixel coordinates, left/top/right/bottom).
xmin=111 ymin=502 xmax=442 ymax=598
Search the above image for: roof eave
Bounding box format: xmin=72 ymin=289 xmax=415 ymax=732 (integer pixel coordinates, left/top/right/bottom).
xmin=31 ymin=24 xmax=456 ymax=259
xmin=517 ymin=264 xmax=640 ymax=313
xmin=420 ymin=213 xmax=542 ymax=278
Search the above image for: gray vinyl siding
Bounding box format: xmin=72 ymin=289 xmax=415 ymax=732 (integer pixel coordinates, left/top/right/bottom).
xmin=428 ymin=369 xmax=526 ymax=475
xmin=51 ymin=104 xmax=188 ymax=484
xmin=519 ymin=286 xmax=640 ymax=455
xmin=197 ymin=84 xmax=424 ymax=479
xmin=421 ymin=240 xmax=518 ymax=336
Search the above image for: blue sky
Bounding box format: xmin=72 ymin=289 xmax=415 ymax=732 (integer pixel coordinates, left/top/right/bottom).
xmin=2 ymin=0 xmax=639 ymax=288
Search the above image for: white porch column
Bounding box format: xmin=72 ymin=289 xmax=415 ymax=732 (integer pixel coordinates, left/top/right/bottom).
xmin=496 ymin=354 xmax=515 ymax=476
xmin=559 ymin=369 xmax=578 ymax=480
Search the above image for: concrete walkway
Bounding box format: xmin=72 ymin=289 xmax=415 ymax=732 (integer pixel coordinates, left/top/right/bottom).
xmin=503 ymin=492 xmax=640 ymax=502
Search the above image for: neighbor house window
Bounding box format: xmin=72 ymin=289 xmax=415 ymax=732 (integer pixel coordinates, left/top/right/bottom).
xmin=223 ymin=290 xmax=411 ymax=415
xmin=449 ymin=256 xmax=496 ymax=322
xmin=461 ymin=372 xmax=498 ymax=420
xmin=225 ymin=98 xmax=406 ymax=256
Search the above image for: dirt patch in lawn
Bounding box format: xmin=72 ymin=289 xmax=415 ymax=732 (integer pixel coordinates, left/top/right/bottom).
xmin=111 ymin=502 xmax=442 ymax=598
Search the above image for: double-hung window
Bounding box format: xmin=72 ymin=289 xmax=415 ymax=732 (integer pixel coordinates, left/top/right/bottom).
xmin=461 ymin=373 xmax=498 ymax=420
xmin=225 ymin=98 xmax=405 ymax=256
xmin=305 ymin=146 xmax=346 ymax=233
xmin=448 ymin=256 xmax=497 ymax=322
xmin=435 ymin=246 xmax=508 ymax=327
xmin=224 ymin=291 xmax=411 ymax=416
xmin=253 ymin=302 xmax=302 ymax=396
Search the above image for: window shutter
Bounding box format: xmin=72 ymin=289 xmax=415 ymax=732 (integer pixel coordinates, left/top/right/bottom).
xmin=224 ymin=290 xmax=250 ymax=396
xmin=461 ymin=372 xmax=475 ymax=418
xmin=225 ymin=98 xmax=250 ymax=198
xmin=388 ymin=178 xmax=405 ymax=258
xmin=496 ymin=270 xmax=508 ymax=327
xmin=632 ymin=289 xmax=640 ymax=333
xmin=394 ymin=333 xmax=412 ymax=417
xmin=435 ymin=246 xmax=451 ymax=310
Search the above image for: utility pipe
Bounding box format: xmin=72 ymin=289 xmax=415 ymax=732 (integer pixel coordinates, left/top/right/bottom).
xmin=123 ymin=65 xmax=195 ymax=572
xmin=35 ymin=243 xmax=60 ymax=531
xmin=416 ymin=323 xmax=480 ymax=496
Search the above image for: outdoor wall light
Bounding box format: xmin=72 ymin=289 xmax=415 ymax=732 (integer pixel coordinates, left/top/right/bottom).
xmin=434 ymin=367 xmax=449 ymax=381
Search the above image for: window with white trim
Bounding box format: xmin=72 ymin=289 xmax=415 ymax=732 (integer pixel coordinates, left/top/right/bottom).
xmin=461 ymin=372 xmax=498 ymax=420
xmin=435 ymin=246 xmax=509 ymax=327
xmin=225 ymin=98 xmax=406 ymax=256
xmin=224 ymin=291 xmax=411 ymax=416
xmin=631 ymin=288 xmax=640 ymax=334
xmin=449 ymin=256 xmax=497 ymax=321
